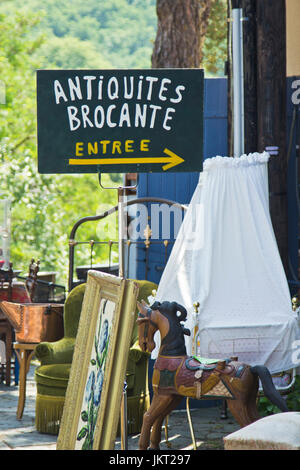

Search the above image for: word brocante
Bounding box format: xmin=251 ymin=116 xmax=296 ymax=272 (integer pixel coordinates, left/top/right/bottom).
xmin=53 ymin=74 xmax=186 ymax=132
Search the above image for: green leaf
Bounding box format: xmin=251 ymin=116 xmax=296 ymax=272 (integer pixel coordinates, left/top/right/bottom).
xmin=81 ymin=411 xmax=88 ymax=422
xmin=77 ymin=426 xmax=88 ymax=441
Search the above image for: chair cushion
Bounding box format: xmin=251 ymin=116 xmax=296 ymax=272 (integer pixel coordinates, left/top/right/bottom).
xmin=35 ymin=363 xmax=71 ymax=392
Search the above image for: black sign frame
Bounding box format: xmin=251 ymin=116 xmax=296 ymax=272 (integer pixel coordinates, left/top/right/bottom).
xmin=37 ymin=69 xmax=204 ymax=174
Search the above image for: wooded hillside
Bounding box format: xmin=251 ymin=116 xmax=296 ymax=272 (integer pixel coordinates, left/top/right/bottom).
xmin=0 ymin=0 xmax=227 ymax=286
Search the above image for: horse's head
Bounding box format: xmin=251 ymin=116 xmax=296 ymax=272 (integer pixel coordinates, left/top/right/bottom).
xmin=136 ymin=300 xmax=190 ymax=354
xmin=136 ymin=300 xmax=159 ymax=353
xmin=151 ymin=301 xmax=188 ymax=323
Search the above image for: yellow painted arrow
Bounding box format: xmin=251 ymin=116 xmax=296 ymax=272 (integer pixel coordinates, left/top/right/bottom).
xmin=68 ymin=148 xmax=184 ymax=171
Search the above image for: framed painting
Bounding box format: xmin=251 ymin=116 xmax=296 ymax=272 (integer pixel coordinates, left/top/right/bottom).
xmin=56 ymin=270 xmax=139 ymax=450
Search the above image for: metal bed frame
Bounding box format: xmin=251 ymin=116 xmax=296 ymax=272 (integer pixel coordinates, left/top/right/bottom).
xmin=68 ymin=196 xmax=187 ymax=292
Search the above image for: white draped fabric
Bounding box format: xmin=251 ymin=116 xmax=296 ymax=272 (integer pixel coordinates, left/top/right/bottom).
xmin=154 ymin=152 xmax=300 ymax=374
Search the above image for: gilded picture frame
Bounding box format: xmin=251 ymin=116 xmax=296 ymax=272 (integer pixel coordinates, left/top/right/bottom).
xmin=56 ymin=270 xmax=139 ymax=450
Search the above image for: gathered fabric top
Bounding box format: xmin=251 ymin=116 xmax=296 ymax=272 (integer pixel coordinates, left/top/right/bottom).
xmin=203 ymin=151 xmax=270 ymax=171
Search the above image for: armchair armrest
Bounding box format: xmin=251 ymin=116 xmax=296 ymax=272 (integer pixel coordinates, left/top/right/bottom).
xmin=35 ymin=337 xmax=75 ymax=365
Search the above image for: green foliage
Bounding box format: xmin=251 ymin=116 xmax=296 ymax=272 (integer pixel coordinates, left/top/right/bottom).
xmin=1 ymin=0 xmax=227 ymax=74
xmin=37 ymin=36 xmax=112 ymax=69
xmin=0 ymin=1 xmax=227 ymax=287
xmin=258 ymin=375 xmax=300 ymax=417
xmin=202 ymin=0 xmax=227 ymax=77
xmin=286 ymin=376 xmax=300 ymax=410
xmin=0 ymin=10 xmax=120 ymax=285
xmin=258 ymin=396 xmax=281 ymax=417
xmin=1 ymin=139 xmax=120 ymax=284
xmin=1 ymin=0 xmax=157 ymax=69
xmin=0 ymin=11 xmax=41 ymax=146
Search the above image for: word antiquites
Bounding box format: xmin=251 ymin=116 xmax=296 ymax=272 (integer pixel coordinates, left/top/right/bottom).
xmin=53 ymin=74 xmax=186 ymax=132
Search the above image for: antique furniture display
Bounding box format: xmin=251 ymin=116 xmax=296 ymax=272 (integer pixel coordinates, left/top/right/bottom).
xmin=0 ymin=199 xmax=17 ymax=385
xmin=136 ymin=300 xmax=288 ymax=451
xmin=0 ymin=264 xmax=14 ymax=385
xmin=0 ymin=199 xmax=13 ymax=383
xmin=34 ymin=279 xmax=157 ymax=437
xmin=1 ymin=260 xmax=65 ymax=389
xmin=0 ymin=301 xmax=64 ymax=344
xmin=0 ymin=318 xmax=14 ymax=386
xmin=18 ymin=260 xmax=66 ymax=304
xmin=34 ymin=284 xmax=86 ymax=435
xmin=13 ymin=342 xmax=37 ymax=419
xmin=0 ymin=258 xmax=49 ymax=385
xmin=0 ymin=296 xmax=64 ymax=416
xmin=0 ymin=263 xmax=31 ymax=386
xmin=25 ymin=258 xmax=40 ymax=302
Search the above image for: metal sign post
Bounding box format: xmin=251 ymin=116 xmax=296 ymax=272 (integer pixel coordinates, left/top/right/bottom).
xmin=231 ymin=2 xmax=245 ymax=158
xmin=118 ymin=186 xmax=125 ymax=279
xmin=98 ymin=173 xmax=138 ymax=279
xmin=98 ymin=173 xmax=138 ymax=450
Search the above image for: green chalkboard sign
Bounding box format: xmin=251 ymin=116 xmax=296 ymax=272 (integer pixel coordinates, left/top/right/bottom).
xmin=37 ymin=69 xmax=203 ymax=174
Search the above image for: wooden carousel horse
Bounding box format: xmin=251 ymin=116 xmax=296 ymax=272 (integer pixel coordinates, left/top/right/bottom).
xmin=137 ymin=300 xmax=288 ymax=450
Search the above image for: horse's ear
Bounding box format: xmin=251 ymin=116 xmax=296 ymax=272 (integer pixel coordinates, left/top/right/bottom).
xmin=173 ymin=302 xmax=187 ymax=322
xmin=137 ymin=300 xmax=150 ymax=315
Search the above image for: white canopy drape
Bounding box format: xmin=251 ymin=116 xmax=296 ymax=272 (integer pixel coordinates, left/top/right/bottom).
xmin=154 ymin=152 xmax=300 ymax=374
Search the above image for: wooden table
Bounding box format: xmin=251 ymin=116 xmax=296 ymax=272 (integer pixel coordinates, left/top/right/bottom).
xmin=13 ymin=343 xmax=37 ymax=420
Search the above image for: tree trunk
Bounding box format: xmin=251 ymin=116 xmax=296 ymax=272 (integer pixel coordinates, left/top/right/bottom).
xmin=151 ymin=0 xmax=213 ymax=68
xmin=256 ymin=0 xmax=288 ymax=273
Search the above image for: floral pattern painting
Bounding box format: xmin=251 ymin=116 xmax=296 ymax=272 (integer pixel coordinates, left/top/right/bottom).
xmin=75 ymin=299 xmax=116 ymax=450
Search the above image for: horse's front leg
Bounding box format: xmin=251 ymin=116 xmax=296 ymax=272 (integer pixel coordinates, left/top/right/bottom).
xmin=139 ymin=394 xmax=177 ymax=450
xmin=149 ymin=395 xmax=182 ymax=449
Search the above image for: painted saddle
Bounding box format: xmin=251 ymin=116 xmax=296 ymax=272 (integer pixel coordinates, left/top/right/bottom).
xmin=153 ymin=355 xmax=250 ymax=400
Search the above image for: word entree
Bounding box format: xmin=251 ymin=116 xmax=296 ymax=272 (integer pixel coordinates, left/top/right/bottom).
xmin=75 ymin=139 xmax=150 ymax=156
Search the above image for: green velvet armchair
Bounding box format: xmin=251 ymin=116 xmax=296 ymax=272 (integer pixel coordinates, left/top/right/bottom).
xmin=34 ymin=280 xmax=157 ymax=435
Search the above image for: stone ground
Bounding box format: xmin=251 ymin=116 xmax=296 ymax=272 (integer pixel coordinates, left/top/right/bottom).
xmin=0 ymin=363 xmax=239 ymax=451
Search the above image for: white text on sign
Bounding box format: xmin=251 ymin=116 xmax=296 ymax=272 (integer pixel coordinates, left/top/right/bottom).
xmin=53 ymin=75 xmax=186 ymax=132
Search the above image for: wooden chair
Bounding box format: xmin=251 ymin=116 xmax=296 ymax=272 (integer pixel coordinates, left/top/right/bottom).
xmin=0 ymin=263 xmax=14 ymax=385
xmin=0 ymin=259 xmax=39 ymax=386
xmin=34 ymin=280 xmax=157 ymax=435
xmin=25 ymin=258 xmax=40 ymax=302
